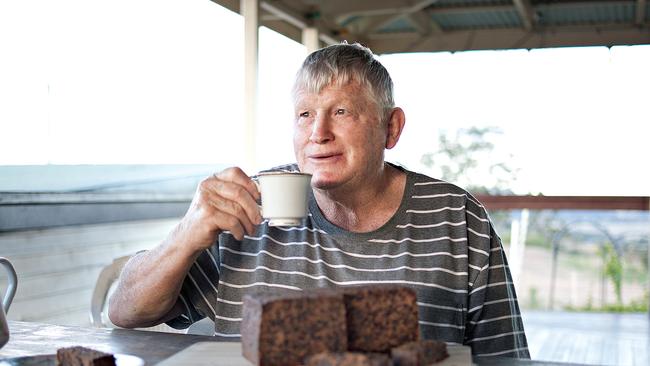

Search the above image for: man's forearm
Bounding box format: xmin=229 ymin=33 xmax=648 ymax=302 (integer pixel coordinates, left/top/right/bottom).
xmin=108 ymin=227 xmax=202 ymax=328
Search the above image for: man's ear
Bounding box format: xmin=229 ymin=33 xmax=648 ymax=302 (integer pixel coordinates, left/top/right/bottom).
xmin=385 ymin=107 xmax=406 ymax=149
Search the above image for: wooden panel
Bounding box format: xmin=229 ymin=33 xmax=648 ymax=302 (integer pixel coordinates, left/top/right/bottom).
xmin=0 ymin=202 xmax=187 ymax=231
xmin=0 ymin=219 xmax=178 ymax=255
xmin=11 ymin=266 xmax=104 ymax=303
xmin=7 ymin=241 xmax=152 ymax=278
xmin=9 ymin=288 xmax=93 ymax=321
xmin=0 ymin=219 xmax=178 ymax=326
xmin=37 ymin=308 xmax=90 ymax=327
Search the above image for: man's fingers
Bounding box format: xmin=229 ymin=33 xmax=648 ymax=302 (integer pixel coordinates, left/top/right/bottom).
xmin=210 ymin=211 xmax=247 ymax=241
xmin=205 ymin=176 xmax=262 ymax=226
xmin=207 ymin=193 xmax=257 ymax=236
xmin=216 ymin=167 xmax=261 ymax=201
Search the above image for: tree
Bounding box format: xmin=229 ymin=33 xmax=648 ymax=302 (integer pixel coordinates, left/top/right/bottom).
xmin=420 ymin=126 xmax=518 ymax=194
xmin=601 ymin=242 xmax=623 ymax=306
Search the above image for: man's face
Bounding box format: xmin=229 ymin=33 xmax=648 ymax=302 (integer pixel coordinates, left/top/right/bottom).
xmin=293 ymin=81 xmax=388 ymax=191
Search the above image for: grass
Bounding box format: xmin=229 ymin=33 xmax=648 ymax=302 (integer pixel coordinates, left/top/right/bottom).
xmin=563 ymin=293 xmax=649 ymax=313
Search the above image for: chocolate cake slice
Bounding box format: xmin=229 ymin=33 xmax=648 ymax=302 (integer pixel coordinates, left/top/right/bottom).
xmin=56 ymin=346 xmax=116 ymax=366
xmin=305 ymin=351 xmax=392 ymax=366
xmin=391 ymin=340 xmax=449 ymax=365
xmin=241 ymin=290 xmax=348 ymax=366
xmin=343 ymin=285 xmax=420 ymax=352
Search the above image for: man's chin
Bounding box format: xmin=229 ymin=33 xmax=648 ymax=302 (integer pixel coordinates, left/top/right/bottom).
xmin=309 ymin=172 xmax=341 ymax=190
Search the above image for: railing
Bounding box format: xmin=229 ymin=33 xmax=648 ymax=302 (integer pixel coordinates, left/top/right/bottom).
xmin=475 ymin=195 xmax=650 ymax=212
xmin=474 ymin=195 xmax=650 ymax=317
xmin=2 ymin=191 xmax=648 ymax=315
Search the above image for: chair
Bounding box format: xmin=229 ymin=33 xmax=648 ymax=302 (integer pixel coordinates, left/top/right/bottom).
xmin=187 ymin=317 xmax=215 ymax=336
xmin=90 ymin=255 xmax=131 ymax=327
xmin=90 ymin=254 xmax=215 ymax=335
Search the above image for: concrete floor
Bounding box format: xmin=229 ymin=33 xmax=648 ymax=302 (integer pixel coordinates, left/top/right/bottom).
xmin=522 ymin=311 xmax=649 ymax=366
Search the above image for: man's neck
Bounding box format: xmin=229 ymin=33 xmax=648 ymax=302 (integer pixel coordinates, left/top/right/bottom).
xmin=313 ymin=164 xmax=406 ymax=233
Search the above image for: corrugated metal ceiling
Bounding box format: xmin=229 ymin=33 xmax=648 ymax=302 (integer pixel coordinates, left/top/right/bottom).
xmin=211 ymin=0 xmax=650 ymax=53
xmin=536 ymin=2 xmax=636 ymax=26
xmin=428 ymin=7 xmax=522 ymax=30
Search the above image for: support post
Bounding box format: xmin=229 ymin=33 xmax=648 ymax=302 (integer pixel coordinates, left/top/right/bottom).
xmin=302 ymin=27 xmax=320 ymax=54
xmin=509 ymin=209 xmax=529 ymax=288
xmin=241 ymin=0 xmax=259 ymax=172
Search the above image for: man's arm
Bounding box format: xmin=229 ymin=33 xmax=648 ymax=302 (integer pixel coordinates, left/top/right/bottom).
xmin=107 ymin=236 xmax=200 ymax=328
xmin=108 ymin=167 xmax=262 ymax=328
xmin=465 ymin=230 xmax=529 ymax=358
xmin=464 ymin=199 xmax=530 ymax=358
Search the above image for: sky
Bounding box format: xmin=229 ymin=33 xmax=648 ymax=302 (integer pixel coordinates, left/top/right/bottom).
xmin=0 ymin=0 xmax=649 ymax=196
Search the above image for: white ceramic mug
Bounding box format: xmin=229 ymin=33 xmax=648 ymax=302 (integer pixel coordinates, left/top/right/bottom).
xmin=1 ymin=257 xmax=17 ymax=349
xmin=257 ymin=172 xmax=312 ymax=226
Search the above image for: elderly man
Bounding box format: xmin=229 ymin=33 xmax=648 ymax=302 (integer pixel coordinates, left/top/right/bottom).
xmin=109 ymin=43 xmax=529 ymax=358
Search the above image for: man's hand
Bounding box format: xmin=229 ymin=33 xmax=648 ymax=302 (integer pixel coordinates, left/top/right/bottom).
xmin=177 ymin=167 xmax=263 ymax=252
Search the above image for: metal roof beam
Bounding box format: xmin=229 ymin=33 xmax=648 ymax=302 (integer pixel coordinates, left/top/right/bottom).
xmin=636 ymin=0 xmax=647 ymax=25
xmin=332 ymin=0 xmax=424 ymax=22
xmin=368 ymin=24 xmax=650 ymax=53
xmin=537 ymin=1 xmax=639 ymax=13
xmin=359 ymin=0 xmax=440 ymax=36
xmin=409 ymin=10 xmax=443 ymax=35
xmin=422 ymin=2 xmax=627 ymax=17
xmin=259 ymin=1 xmax=339 ymax=45
xmin=339 ymin=3 xmax=520 ymax=22
xmin=513 ymin=0 xmax=535 ymax=31
xmin=210 ymin=0 xmax=340 ymax=45
xmin=428 ymin=4 xmax=513 ymax=16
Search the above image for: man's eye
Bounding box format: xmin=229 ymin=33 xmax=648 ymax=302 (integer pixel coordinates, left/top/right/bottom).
xmin=336 ymin=109 xmax=345 ymax=115
xmin=299 ymin=111 xmax=310 ymax=118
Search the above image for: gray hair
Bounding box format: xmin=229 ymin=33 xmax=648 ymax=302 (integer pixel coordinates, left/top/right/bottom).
xmin=292 ymin=43 xmax=395 ymax=122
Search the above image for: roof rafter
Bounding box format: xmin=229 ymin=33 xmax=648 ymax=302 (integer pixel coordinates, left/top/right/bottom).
xmin=368 ymin=23 xmax=650 ymax=54
xmin=331 ymin=0 xmax=425 ymax=22
xmin=513 ymin=0 xmax=535 ymax=31
xmin=355 ymin=0 xmax=440 ymax=36
xmin=209 ymin=0 xmax=341 ymax=45
xmin=636 ymin=0 xmax=647 ymax=25
xmin=259 ymin=1 xmax=339 ymax=45
xmin=427 ymin=4 xmax=513 ymax=16
xmin=409 ymin=9 xmax=442 ymax=35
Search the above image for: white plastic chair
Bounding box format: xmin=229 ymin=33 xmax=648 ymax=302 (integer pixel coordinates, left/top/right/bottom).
xmin=90 ymin=254 xmax=214 ymax=335
xmin=90 ymin=255 xmax=131 ymax=327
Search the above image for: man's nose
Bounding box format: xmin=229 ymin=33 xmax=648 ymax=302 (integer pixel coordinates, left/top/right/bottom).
xmin=309 ymin=114 xmax=334 ymax=144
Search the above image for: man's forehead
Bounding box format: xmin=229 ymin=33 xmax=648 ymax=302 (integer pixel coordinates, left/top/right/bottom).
xmin=296 ymin=75 xmax=365 ymax=92
xmin=294 ymin=81 xmax=365 ymax=100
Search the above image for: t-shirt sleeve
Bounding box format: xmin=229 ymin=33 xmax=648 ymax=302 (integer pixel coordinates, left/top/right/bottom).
xmin=464 ymin=201 xmax=530 ymax=358
xmin=165 ymin=249 xmax=220 ymax=330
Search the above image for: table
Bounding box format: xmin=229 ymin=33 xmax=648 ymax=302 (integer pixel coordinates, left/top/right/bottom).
xmin=0 ymin=321 xmax=586 ymax=365
xmin=0 ymin=321 xmax=216 ymax=364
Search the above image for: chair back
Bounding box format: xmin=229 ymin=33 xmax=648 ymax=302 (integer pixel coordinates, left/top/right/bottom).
xmin=90 ymin=255 xmax=131 ymax=327
xmin=89 ymin=254 xmax=202 ymax=334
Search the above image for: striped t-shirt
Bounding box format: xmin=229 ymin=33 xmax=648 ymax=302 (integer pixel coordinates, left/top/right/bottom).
xmin=167 ymin=163 xmax=530 ymax=358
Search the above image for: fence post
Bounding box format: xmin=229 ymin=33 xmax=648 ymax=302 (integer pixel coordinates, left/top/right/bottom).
xmin=509 ymin=209 xmax=529 ymax=288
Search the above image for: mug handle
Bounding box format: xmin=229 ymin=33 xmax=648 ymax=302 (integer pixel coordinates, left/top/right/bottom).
xmin=0 ymin=257 xmax=17 ymax=314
